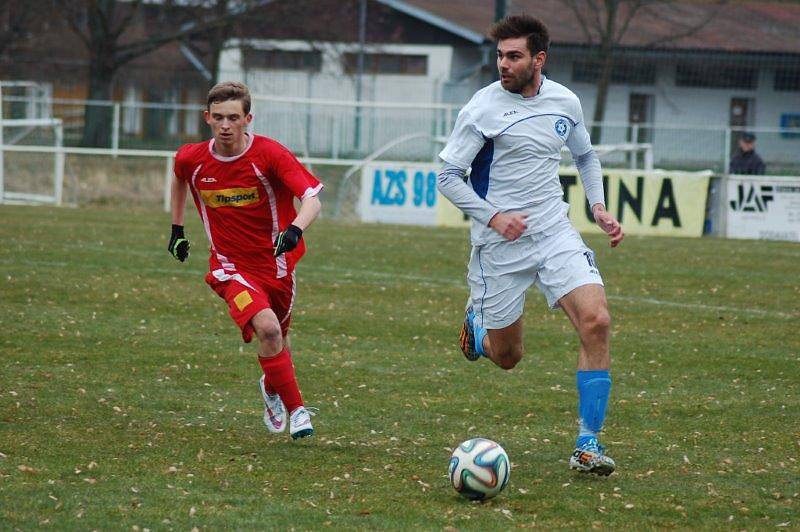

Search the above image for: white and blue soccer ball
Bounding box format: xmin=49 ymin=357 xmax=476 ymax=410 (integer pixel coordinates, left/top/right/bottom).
xmin=448 ymin=437 xmax=510 ymax=500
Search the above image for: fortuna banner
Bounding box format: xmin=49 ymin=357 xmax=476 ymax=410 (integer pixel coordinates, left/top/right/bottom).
xmin=560 ymin=169 xmax=711 ymax=238
xmin=360 ymin=164 xmax=711 ymax=238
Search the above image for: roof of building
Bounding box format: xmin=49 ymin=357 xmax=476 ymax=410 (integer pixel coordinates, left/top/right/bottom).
xmin=384 ymin=0 xmax=800 ymax=54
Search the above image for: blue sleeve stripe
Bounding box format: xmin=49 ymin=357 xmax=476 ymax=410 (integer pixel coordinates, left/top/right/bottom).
xmin=498 ymin=113 xmax=576 ymax=136
xmin=469 ymin=137 xmax=493 ymax=200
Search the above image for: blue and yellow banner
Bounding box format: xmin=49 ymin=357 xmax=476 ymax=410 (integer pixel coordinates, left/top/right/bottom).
xmin=360 ymin=164 xmax=710 ymax=238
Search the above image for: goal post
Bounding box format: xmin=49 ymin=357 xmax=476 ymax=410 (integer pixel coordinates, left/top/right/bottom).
xmin=0 ymin=117 xmax=65 ymax=205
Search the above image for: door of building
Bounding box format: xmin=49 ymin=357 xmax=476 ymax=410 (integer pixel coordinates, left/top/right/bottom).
xmin=729 ymin=97 xmax=755 ymax=152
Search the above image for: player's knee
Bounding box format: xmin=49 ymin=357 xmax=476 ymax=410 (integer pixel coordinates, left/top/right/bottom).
xmin=497 ymin=356 xmax=519 ymax=370
xmin=581 ymin=308 xmax=611 ymax=338
xmin=495 ymin=346 xmax=523 ymax=370
xmin=252 ymin=316 xmax=283 ymax=352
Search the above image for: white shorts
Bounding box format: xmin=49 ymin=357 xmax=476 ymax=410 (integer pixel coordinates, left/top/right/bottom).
xmin=467 ymin=219 xmax=603 ymax=330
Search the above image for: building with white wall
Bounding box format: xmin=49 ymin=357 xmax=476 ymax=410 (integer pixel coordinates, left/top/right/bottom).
xmin=220 ymin=0 xmax=800 ymax=170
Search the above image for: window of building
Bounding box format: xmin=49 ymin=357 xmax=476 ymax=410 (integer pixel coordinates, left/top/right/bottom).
xmin=343 ymin=53 xmax=428 ymax=75
xmin=182 ymin=90 xmax=200 ymax=137
xmin=675 ymin=63 xmax=757 ymax=89
xmin=165 ymin=89 xmax=179 ymax=137
xmin=572 ymin=59 xmax=656 ymax=85
xmin=242 ymin=49 xmax=322 ymax=72
xmin=122 ymin=87 xmax=141 ymax=135
xmin=774 ymin=69 xmax=800 ymax=91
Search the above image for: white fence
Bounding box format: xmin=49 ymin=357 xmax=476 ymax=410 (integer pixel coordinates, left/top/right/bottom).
xmin=2 ymin=92 xmax=800 ymax=173
xmin=1 ymin=91 xmax=798 ymax=222
xmin=3 ymin=133 xmax=800 ymax=242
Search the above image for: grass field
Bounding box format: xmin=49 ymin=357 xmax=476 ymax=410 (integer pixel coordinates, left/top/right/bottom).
xmin=1 ymin=204 xmax=798 ymax=530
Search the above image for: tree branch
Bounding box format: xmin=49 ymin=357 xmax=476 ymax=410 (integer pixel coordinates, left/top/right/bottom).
xmin=111 ymin=0 xmax=142 ymax=42
xmin=613 ymin=0 xmax=643 ymax=44
xmin=588 ymin=0 xmax=605 ymax=42
xmin=564 ymin=0 xmax=596 ymax=44
xmin=643 ymin=0 xmax=727 ymax=48
xmin=114 ymin=16 xmax=228 ymax=64
xmin=113 ymin=1 xmax=268 ymax=66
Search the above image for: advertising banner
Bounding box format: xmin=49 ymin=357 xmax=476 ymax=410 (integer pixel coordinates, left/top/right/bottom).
xmin=359 ymin=163 xmax=440 ymax=225
xmin=726 ymin=175 xmax=800 ymax=242
xmin=562 ymin=169 xmax=711 ymax=238
xmin=360 ymin=164 xmax=711 ymax=237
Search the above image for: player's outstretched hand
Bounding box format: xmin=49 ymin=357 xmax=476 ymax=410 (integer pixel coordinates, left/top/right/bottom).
xmin=168 ymin=224 xmax=190 ymax=262
xmin=274 ymin=224 xmax=303 ymax=257
xmin=593 ymin=207 xmax=624 ymax=248
xmin=489 ymin=212 xmax=527 ymax=241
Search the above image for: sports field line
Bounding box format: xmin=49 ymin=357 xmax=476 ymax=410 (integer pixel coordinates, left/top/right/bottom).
xmin=311 ymin=264 xmax=798 ymax=319
xmin=605 ymin=295 xmax=795 ymax=319
xmin=1 ymin=257 xmax=795 ymax=320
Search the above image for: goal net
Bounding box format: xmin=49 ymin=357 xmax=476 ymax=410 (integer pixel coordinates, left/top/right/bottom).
xmin=0 ymin=118 xmax=65 ymax=205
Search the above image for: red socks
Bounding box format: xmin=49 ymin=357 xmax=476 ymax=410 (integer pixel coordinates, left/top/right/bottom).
xmin=258 ymin=348 xmax=303 ymax=414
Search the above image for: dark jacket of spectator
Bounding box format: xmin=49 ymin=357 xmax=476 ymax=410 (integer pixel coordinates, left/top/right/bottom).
xmin=729 ymin=150 xmax=766 ymax=175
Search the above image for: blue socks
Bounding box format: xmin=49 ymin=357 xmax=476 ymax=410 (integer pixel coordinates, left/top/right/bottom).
xmin=576 ymin=369 xmax=611 ymax=447
xmin=474 ymin=323 xmax=488 ymax=356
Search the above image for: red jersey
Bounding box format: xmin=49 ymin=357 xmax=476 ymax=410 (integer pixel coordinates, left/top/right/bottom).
xmin=174 ymin=134 xmax=322 ymax=278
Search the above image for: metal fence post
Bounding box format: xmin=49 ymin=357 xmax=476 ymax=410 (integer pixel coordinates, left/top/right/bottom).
xmin=163 ymin=155 xmax=172 ymax=212
xmin=112 ymin=102 xmax=120 ymax=157
xmin=54 ymin=121 xmax=64 ymax=205
xmin=0 ymin=85 xmax=4 ymax=204
xmin=644 ymin=144 xmax=654 ymax=171
xmin=630 ymin=124 xmax=639 ymax=169
xmin=723 ymin=127 xmax=731 ymax=174
xmin=0 ymin=118 xmax=4 ymax=205
xmin=332 ymin=112 xmax=340 ymax=160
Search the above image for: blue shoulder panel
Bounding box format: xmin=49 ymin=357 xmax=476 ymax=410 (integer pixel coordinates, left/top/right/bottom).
xmin=470 ymin=138 xmax=493 ymax=199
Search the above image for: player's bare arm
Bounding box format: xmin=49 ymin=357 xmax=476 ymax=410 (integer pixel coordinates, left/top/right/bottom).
xmin=488 ymin=211 xmax=528 ymax=241
xmin=274 ymin=195 xmax=322 ymax=257
xmin=292 ymin=194 xmax=322 ymax=231
xmin=591 ymin=204 xmax=624 ymax=247
xmin=170 ymin=175 xmax=188 ymax=225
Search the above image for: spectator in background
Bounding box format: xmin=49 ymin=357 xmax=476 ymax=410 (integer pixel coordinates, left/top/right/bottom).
xmin=729 ymin=132 xmax=766 ymax=175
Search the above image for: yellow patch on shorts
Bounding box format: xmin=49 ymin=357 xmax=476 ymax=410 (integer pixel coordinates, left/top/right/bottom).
xmin=233 ymin=290 xmax=253 ymax=312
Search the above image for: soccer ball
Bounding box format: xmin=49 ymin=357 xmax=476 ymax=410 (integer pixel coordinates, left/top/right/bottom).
xmin=448 ymin=437 xmax=510 ymax=500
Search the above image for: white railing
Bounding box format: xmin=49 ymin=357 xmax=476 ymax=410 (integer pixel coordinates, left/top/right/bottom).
xmin=4 ymin=93 xmax=799 ymax=173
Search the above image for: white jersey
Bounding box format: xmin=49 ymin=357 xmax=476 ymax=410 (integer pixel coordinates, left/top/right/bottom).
xmin=439 ymin=76 xmax=594 ymax=245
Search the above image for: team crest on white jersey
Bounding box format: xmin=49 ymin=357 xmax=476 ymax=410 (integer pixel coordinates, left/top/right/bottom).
xmin=555 ymin=118 xmax=569 ymax=138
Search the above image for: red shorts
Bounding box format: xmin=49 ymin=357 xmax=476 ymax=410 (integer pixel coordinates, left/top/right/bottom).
xmin=205 ymin=267 xmax=296 ymax=343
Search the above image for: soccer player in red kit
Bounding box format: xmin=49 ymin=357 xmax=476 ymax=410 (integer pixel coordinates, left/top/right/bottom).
xmin=168 ymin=81 xmax=322 ymax=439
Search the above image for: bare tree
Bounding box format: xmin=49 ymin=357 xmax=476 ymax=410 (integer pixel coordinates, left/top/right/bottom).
xmin=60 ymin=0 xmax=263 ymax=147
xmin=0 ymin=0 xmax=41 ymax=59
xmin=560 ymin=0 xmax=725 ymax=143
xmin=181 ymin=1 xmax=244 ymax=90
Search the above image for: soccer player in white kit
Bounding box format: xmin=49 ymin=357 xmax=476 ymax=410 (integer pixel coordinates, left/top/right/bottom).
xmin=437 ymin=15 xmax=624 ymax=476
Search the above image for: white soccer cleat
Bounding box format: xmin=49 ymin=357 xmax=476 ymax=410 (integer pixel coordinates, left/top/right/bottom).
xmin=258 ymin=375 xmax=286 ymax=434
xmin=289 ymin=406 xmax=314 ymax=440
xmin=569 ymin=439 xmax=616 ymax=476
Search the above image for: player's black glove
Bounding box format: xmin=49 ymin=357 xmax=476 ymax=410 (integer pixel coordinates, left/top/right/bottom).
xmin=168 ymin=224 xmax=190 ymax=262
xmin=273 ymin=224 xmax=303 ymax=257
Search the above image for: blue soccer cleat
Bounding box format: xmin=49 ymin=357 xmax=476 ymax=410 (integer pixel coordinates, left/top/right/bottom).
xmin=569 ymin=437 xmax=616 ymax=476
xmin=459 ymin=306 xmax=482 ymax=361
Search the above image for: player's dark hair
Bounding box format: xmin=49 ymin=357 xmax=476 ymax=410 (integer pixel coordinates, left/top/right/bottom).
xmin=207 ymin=81 xmax=251 ymax=114
xmin=489 ymin=14 xmax=550 ymax=56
